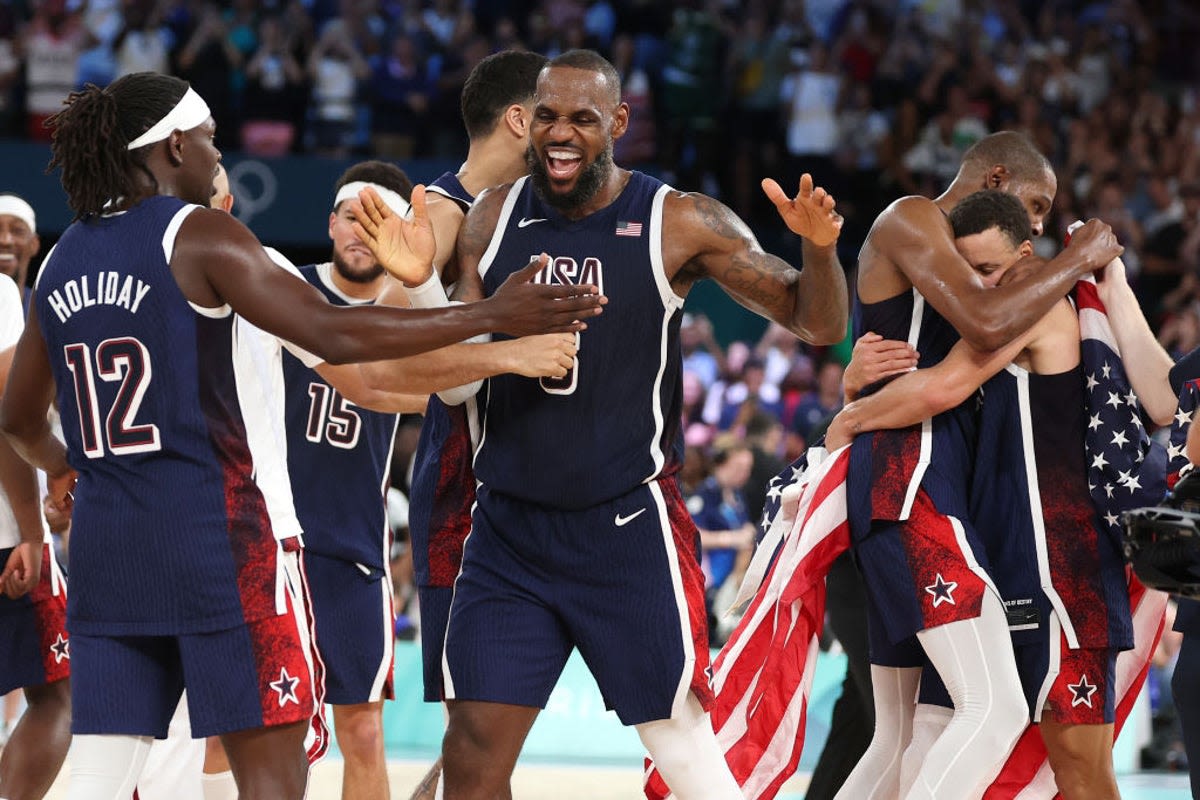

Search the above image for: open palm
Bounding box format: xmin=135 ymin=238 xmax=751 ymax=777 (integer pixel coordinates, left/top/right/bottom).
xmin=349 ymin=184 xmax=437 ymax=285
xmin=762 ymin=173 xmax=843 ymax=248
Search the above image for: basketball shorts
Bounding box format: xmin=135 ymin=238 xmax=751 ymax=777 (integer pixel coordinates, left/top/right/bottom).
xmin=417 ymin=584 xmax=453 ymax=702
xmin=70 ymin=545 xmax=325 ymax=743
xmin=303 ymin=549 xmax=394 ymax=705
xmin=0 ymin=543 xmax=69 ymax=694
xmin=443 ymin=478 xmax=712 ymax=725
xmin=918 ymin=611 xmax=1117 ymax=725
xmin=854 ymin=489 xmax=997 ymax=652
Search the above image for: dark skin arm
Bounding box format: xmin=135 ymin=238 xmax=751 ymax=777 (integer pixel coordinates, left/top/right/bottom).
xmin=168 ymin=205 xmax=602 ymax=364
xmin=863 ymin=198 xmax=1122 ymax=351
xmin=665 ymin=175 xmax=849 ymax=346
xmin=0 ymin=337 xmax=50 ymax=599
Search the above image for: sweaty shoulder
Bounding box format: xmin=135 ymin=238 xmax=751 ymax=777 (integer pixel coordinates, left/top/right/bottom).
xmin=858 ymin=195 xmax=954 ymax=302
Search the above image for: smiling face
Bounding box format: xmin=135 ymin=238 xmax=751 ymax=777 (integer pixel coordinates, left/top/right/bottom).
xmin=328 ymin=203 xmax=383 ymax=284
xmin=0 ymin=214 xmax=38 ymax=284
xmin=526 ymin=65 xmax=628 ymax=213
xmin=954 ymin=226 xmax=1033 ymax=287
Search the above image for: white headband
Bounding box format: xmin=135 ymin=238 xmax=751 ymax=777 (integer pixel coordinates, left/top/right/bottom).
xmin=335 ymin=181 xmax=412 ymax=219
xmin=0 ymin=195 xmax=35 ymax=231
xmin=126 ymin=87 xmax=212 ymax=151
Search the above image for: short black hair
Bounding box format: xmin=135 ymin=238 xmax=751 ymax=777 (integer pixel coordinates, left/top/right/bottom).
xmin=949 ymin=190 xmax=1032 ymax=248
xmin=334 ymin=160 xmax=412 ymax=205
xmin=961 ymin=131 xmax=1052 ymax=185
xmin=461 ymin=50 xmax=547 ymax=141
xmin=545 ymin=49 xmax=622 ymax=103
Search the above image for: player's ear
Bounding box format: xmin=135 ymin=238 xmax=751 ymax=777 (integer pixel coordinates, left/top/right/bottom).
xmin=328 ymin=211 xmax=337 ymax=240
xmin=505 ymin=103 xmax=528 ymax=139
xmin=987 ymin=164 xmax=1009 ymax=190
xmin=611 ymin=102 xmax=630 ymax=142
xmin=166 ymin=129 xmax=185 ymax=166
xmin=1018 ymin=240 xmax=1034 ymax=258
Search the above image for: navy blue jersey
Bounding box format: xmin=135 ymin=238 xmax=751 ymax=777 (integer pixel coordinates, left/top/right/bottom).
xmin=281 ymin=264 xmax=399 ymax=568
xmin=410 ymin=171 xmax=479 ymax=587
xmin=971 ymin=365 xmax=1133 ymax=650
xmin=847 ymin=290 xmax=977 ymax=531
xmin=36 ymin=196 xmax=286 ymax=636
xmin=474 ymin=172 xmax=683 ymax=509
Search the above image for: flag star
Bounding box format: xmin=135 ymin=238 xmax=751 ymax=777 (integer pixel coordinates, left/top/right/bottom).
xmin=1105 ymin=483 xmax=1115 ymax=498
xmin=1125 ymin=474 xmax=1142 ymax=492
xmin=1135 ymin=449 xmax=1145 ymax=463
xmin=1130 ymin=412 xmax=1143 ymax=429
xmin=924 ymin=573 xmax=958 ymax=607
xmin=1102 ymin=362 xmax=1112 ymax=379
xmin=269 ymin=668 xmax=300 ymax=708
xmin=1176 ymin=407 xmax=1194 ymax=427
xmin=50 ymin=633 xmax=70 ymax=663
xmin=766 ymin=483 xmax=783 ymax=500
xmin=1169 ymin=442 xmax=1187 ymax=462
xmin=1104 ymin=511 xmax=1121 ymax=527
xmin=1087 ymin=414 xmax=1103 ymax=431
xmin=1086 ymin=373 xmax=1099 ymax=390
xmin=791 ymin=465 xmax=805 ymax=480
xmin=1091 ymin=452 xmax=1108 ymax=470
xmin=1106 ymin=392 xmax=1123 ymax=409
xmin=1125 ymin=390 xmax=1139 ymax=407
xmin=1110 ymin=430 xmax=1129 ymax=448
xmin=1117 ymin=469 xmax=1131 ymax=484
xmin=1068 ymin=674 xmax=1098 ymax=708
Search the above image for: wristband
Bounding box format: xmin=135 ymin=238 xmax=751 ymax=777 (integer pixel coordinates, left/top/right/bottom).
xmin=403 ymin=270 xmax=449 ymax=309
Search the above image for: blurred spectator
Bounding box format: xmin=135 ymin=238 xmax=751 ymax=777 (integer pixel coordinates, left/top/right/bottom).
xmin=611 ymin=32 xmax=656 ymax=165
xmin=680 ymin=313 xmax=726 ymax=390
xmin=659 ymin=1 xmax=727 ymax=193
xmin=781 ymin=40 xmax=841 ymax=191
xmin=22 ymin=0 xmax=90 ymax=142
xmin=113 ymin=0 xmax=173 ymax=78
xmin=713 ymin=356 xmax=784 ymax=432
xmin=306 ymin=18 xmax=369 ymax=156
xmin=687 ymin=438 xmax=756 ymax=646
xmin=0 ymin=4 xmax=20 ymax=137
xmin=175 ymin=2 xmax=242 ymax=152
xmin=368 ymin=32 xmax=431 ymax=159
xmin=241 ymin=14 xmax=308 ymax=156
xmin=424 ymin=26 xmax=489 ymax=158
xmin=789 ymin=357 xmax=844 ymax=451
xmin=742 ymin=411 xmax=785 ymax=527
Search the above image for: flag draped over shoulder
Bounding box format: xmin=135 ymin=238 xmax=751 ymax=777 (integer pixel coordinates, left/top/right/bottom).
xmin=645 ymin=275 xmax=1194 ymax=800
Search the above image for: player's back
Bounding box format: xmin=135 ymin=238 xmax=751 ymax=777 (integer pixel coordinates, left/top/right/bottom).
xmin=971 ymin=363 xmax=1133 ymax=650
xmin=281 ymin=263 xmax=400 ymax=569
xmin=409 ymin=170 xmax=480 ymax=588
xmin=35 ymin=195 xmax=281 ymax=636
xmin=474 ymin=171 xmax=682 ymax=510
xmin=846 ymin=289 xmax=977 ymax=530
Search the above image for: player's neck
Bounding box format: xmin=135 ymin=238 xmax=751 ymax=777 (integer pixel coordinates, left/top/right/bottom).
xmin=458 ymin=136 xmax=526 ymax=195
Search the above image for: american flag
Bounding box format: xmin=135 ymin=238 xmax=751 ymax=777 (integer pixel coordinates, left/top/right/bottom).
xmin=645 ymin=277 xmax=1192 ymax=800
xmin=615 ymin=220 xmax=643 ymax=237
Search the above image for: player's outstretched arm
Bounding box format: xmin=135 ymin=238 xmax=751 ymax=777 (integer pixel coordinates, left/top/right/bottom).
xmin=176 ymin=210 xmax=603 ymax=364
xmin=877 ymin=200 xmax=1123 ymax=352
xmin=1095 ymin=257 xmax=1177 ymax=426
xmin=825 ymin=315 xmax=1048 ymax=450
xmin=666 ymin=182 xmax=848 ymax=345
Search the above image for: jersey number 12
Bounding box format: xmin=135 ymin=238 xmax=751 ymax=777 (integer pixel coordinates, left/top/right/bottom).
xmin=64 ymin=338 xmax=161 ymax=458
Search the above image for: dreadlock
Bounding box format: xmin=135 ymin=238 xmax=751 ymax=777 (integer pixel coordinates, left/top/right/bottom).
xmin=47 ymin=73 xmax=189 ymax=219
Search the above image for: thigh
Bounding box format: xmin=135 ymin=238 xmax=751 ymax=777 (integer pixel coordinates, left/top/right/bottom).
xmin=441 ymin=492 xmax=573 ymax=710
xmin=568 ymin=479 xmax=711 ymax=726
xmin=179 ymin=555 xmax=319 ymax=740
xmin=304 ymin=551 xmax=394 ymax=705
xmin=69 ymin=633 xmax=182 ymax=737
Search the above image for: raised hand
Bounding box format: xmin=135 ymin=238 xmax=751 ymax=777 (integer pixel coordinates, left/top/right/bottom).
xmin=486 ymin=254 xmax=607 ymax=337
xmin=843 ymin=332 xmax=918 ymax=401
xmin=508 ymin=332 xmax=579 ymax=379
xmin=762 ymin=173 xmax=843 ymax=247
xmin=349 ymin=184 xmax=436 ymax=286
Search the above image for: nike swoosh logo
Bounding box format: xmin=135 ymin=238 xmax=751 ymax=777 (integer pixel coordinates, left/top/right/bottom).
xmin=614 ymin=508 xmax=647 ymax=527
xmin=518 ymin=217 xmax=547 ymax=227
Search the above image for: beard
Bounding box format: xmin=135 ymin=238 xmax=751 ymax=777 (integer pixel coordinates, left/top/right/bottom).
xmin=526 ymin=142 xmax=612 ymax=212
xmin=332 ymin=250 xmax=384 ymax=284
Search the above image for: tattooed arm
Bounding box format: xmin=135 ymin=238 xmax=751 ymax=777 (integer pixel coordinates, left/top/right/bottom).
xmin=664 ymin=176 xmax=849 ymax=345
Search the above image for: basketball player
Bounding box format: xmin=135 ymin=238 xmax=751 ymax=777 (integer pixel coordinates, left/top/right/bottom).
xmin=0 ymin=72 xmax=601 ymax=799
xmin=0 ymin=194 xmax=39 ymax=308
xmin=828 ymin=190 xmax=1169 ymax=799
xmin=364 ymin=48 xmax=548 ymax=800
xmin=819 ymin=131 xmax=1123 ymax=800
xmin=0 ymin=261 xmax=70 ymax=800
xmin=351 ymin=49 xmax=849 ymax=799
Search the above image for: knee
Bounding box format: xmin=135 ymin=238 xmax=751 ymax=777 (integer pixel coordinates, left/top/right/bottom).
xmin=24 ymin=677 xmax=71 ymax=715
xmin=335 ymin=710 xmax=385 ymax=760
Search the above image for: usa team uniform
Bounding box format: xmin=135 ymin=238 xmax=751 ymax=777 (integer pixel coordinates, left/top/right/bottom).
xmin=0 ymin=273 xmax=70 ymax=696
xmin=846 ymin=290 xmax=998 ymax=666
xmin=409 ymin=171 xmax=480 ymax=701
xmin=35 ymin=196 xmax=319 ymax=738
xmin=278 ymin=262 xmax=400 ymax=705
xmin=966 ymin=363 xmax=1131 ymax=723
xmin=443 ymin=172 xmax=713 ymax=724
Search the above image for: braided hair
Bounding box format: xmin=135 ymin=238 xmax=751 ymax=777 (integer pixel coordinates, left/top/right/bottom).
xmin=47 ymin=73 xmax=189 ymax=219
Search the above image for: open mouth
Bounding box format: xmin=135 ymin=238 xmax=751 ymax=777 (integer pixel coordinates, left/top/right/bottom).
xmin=545 ymin=147 xmax=582 ymax=182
